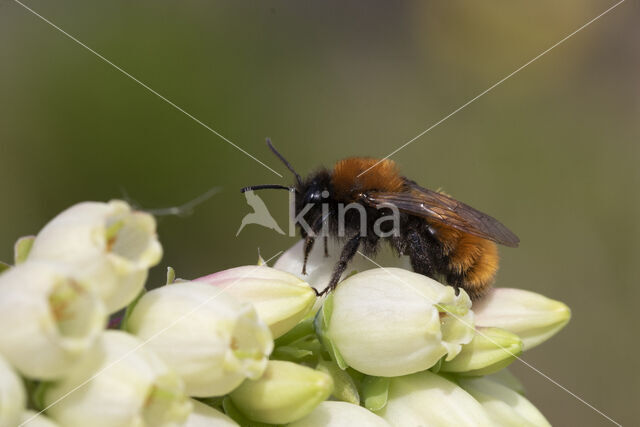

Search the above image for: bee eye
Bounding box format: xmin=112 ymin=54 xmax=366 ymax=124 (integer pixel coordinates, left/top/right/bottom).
xmin=305 ymin=191 xmax=321 ymax=204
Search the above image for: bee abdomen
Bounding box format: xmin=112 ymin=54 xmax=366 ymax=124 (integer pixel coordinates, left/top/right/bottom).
xmin=430 ymin=222 xmax=499 ymax=300
xmin=461 ymin=239 xmax=498 ymax=298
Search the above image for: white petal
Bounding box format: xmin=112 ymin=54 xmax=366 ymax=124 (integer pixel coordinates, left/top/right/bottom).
xmin=485 ymin=369 xmax=526 ymax=394
xmin=0 ymin=262 xmax=106 ymax=379
xmin=20 ymin=411 xmax=60 ymax=427
xmin=459 ymin=377 xmax=551 ymax=427
xmin=441 ymin=327 xmax=523 ymax=375
xmin=327 ymin=268 xmax=473 ymax=376
xmin=126 ymin=282 xmax=273 ymax=397
xmin=44 ymin=331 xmax=192 ymax=427
xmin=438 ymin=289 xmax=475 ymax=361
xmin=473 ymin=288 xmax=570 ymax=350
xmin=229 ymin=360 xmax=333 ymax=424
xmin=289 ymin=401 xmax=390 ymax=427
xmin=376 ymin=371 xmax=493 ymax=427
xmin=183 ymin=400 xmax=238 ymax=427
xmin=29 ymin=200 xmax=162 ymax=312
xmin=196 ymin=265 xmax=316 ymax=338
xmin=0 ymin=354 xmax=26 ymax=427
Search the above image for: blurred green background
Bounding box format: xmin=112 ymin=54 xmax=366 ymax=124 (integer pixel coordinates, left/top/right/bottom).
xmin=1 ymin=1 xmax=638 ymax=425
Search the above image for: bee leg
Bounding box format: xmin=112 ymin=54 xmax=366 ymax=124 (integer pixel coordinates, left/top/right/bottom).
xmin=320 ymin=235 xmax=362 ymax=296
xmin=406 ymin=228 xmax=435 ymax=277
xmin=302 ymin=236 xmax=315 ymax=275
xmin=323 ymin=236 xmax=329 ymax=257
xmin=302 ymin=216 xmax=326 ymax=275
xmin=446 ymin=274 xmax=463 ymax=297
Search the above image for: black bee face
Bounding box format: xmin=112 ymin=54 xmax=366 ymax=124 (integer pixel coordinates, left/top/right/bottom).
xmin=303 ymin=184 xmax=324 ymax=204
xmin=294 ymin=171 xmax=333 ymax=237
xmin=298 ymin=169 xmax=332 ymax=207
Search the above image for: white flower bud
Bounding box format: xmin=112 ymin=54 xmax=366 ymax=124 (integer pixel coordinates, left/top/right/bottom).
xmin=375 ymin=371 xmax=492 ymax=427
xmin=274 ymin=239 xmax=410 ymax=294
xmin=29 ymin=200 xmax=163 ymax=313
xmin=459 ymin=377 xmax=551 ymax=427
xmin=440 ymin=327 xmax=523 ymax=376
xmin=43 ymin=331 xmax=191 ymax=427
xmin=0 ymin=262 xmax=106 ymax=379
xmin=196 ymin=265 xmax=316 ymax=338
xmin=485 ymin=369 xmax=525 ymax=395
xmin=183 ymin=400 xmax=238 ymax=427
xmin=229 ymin=360 xmax=333 ymax=424
xmin=14 ymin=235 xmax=35 ymax=265
xmin=126 ymin=281 xmax=273 ymax=397
xmin=20 ymin=411 xmax=60 ymax=427
xmin=0 ymin=354 xmax=26 ymax=427
xmin=472 ymin=288 xmax=571 ymax=350
xmin=325 ymin=268 xmax=474 ymax=376
xmin=288 ymin=401 xmax=391 ymax=427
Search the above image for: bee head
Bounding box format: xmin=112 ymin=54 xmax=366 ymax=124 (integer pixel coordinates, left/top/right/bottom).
xmin=299 ymin=169 xmax=332 ymax=205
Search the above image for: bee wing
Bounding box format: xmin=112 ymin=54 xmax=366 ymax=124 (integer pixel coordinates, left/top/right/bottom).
xmin=362 ymin=180 xmax=519 ymax=247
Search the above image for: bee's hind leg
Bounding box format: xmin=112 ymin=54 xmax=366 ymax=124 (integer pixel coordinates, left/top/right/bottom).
xmin=405 ymin=228 xmax=436 ymax=278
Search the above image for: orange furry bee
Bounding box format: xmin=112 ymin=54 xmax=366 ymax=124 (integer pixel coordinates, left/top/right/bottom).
xmin=242 ymin=139 xmax=519 ymax=300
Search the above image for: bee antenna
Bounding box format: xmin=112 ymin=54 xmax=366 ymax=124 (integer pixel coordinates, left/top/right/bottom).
xmin=266 ymin=138 xmax=303 ymax=186
xmin=240 ymin=184 xmax=294 ymax=193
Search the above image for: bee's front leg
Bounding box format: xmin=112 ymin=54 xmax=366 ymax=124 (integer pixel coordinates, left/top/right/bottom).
xmin=301 ymin=214 xmax=326 ymax=275
xmin=323 ymin=236 xmax=329 ymax=257
xmin=302 ymin=236 xmax=315 ymax=276
xmin=321 ymin=234 xmax=363 ymax=296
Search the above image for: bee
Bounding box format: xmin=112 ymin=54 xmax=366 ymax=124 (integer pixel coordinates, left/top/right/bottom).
xmin=241 ymin=139 xmax=519 ymax=300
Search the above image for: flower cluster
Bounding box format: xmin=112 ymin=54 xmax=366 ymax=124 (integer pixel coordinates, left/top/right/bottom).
xmin=0 ymin=201 xmax=570 ymax=426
